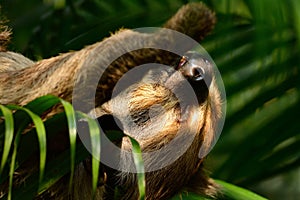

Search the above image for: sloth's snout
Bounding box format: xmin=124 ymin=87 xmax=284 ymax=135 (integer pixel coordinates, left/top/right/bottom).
xmin=178 ymin=51 xmax=213 ymax=88
xmin=185 ymin=65 xmax=205 ymax=82
xmin=176 ymin=51 xmax=214 ymax=103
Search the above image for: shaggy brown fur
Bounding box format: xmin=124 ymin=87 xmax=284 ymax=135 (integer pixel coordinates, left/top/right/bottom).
xmin=0 ymin=2 xmax=222 ymax=200
xmin=0 ymin=21 xmax=11 ymax=52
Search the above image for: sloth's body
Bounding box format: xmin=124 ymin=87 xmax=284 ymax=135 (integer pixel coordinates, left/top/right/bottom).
xmin=0 ymin=3 xmax=222 ymax=200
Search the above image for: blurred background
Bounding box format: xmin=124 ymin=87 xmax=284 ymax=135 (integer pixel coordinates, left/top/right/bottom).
xmin=1 ymin=0 xmax=299 ymax=199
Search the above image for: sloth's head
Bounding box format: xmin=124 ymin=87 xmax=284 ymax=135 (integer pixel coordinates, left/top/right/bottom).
xmin=97 ymin=50 xmax=221 ymax=150
xmin=89 ymin=50 xmax=223 ymax=199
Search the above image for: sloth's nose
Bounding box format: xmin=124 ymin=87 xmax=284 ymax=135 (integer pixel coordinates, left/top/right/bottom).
xmin=186 ymin=65 xmax=205 ymax=82
xmin=178 ymin=51 xmax=213 ymax=88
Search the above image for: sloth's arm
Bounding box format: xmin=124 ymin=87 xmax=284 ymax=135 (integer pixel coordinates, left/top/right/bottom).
xmin=163 ymin=2 xmax=216 ymax=41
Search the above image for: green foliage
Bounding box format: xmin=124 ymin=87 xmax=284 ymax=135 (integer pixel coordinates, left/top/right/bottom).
xmin=0 ymin=105 xmax=14 ymax=175
xmin=171 ymin=180 xmax=269 ymax=200
xmin=1 ymin=0 xmax=300 ymax=199
xmin=204 ymin=0 xmax=300 ymax=189
xmin=129 ymin=137 xmax=146 ymax=200
xmin=0 ymin=96 xmax=146 ymax=199
xmin=214 ymin=180 xmax=268 ymax=200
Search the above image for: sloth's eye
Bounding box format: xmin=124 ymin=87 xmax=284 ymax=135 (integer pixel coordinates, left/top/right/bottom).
xmin=177 ymin=56 xmax=188 ymax=69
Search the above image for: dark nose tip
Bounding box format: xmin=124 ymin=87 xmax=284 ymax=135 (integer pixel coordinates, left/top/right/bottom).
xmin=176 ymin=51 xmax=213 ymax=103
xmin=186 ymin=65 xmax=205 ymax=82
xmin=178 ymin=52 xmax=213 ymax=87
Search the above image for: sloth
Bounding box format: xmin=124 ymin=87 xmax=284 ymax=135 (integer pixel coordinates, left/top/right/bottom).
xmin=0 ymin=2 xmax=223 ymax=200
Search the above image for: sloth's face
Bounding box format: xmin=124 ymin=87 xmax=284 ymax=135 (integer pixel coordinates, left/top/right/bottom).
xmin=94 ymin=51 xmax=219 ymax=152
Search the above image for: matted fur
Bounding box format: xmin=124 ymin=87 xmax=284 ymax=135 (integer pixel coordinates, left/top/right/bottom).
xmin=0 ymin=2 xmax=222 ymax=200
xmin=0 ymin=21 xmax=11 ymax=52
